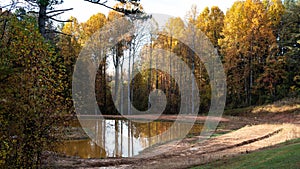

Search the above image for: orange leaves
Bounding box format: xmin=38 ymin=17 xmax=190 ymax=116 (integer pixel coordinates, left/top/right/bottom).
xmin=218 ymin=0 xmax=285 ymax=105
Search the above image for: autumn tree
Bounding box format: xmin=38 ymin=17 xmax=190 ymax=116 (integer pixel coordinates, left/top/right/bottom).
xmin=263 ymin=0 xmax=285 ymax=34
xmin=162 ymin=17 xmax=185 ymax=113
xmin=196 ymin=6 xmax=224 ymax=54
xmin=220 ymin=0 xmax=278 ymax=106
xmin=56 ymin=16 xmax=82 ymax=113
xmin=255 ymin=56 xmax=288 ymax=103
xmin=0 ymin=11 xmax=68 ymax=167
xmin=81 ymin=13 xmax=107 ymax=44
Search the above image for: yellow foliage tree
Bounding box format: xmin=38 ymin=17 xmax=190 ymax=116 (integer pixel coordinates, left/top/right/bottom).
xmin=219 ymin=0 xmax=277 ymax=106
xmin=0 ymin=11 xmax=68 ymax=167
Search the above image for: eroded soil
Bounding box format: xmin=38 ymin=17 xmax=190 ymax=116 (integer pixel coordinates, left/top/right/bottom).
xmin=43 ymin=106 xmax=300 ymax=169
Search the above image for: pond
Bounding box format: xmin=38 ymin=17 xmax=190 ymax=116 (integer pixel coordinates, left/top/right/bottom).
xmin=56 ymin=119 xmax=203 ymax=158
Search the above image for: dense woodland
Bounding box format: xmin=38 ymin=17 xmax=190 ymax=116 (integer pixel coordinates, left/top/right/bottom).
xmin=0 ymin=0 xmax=299 ymax=167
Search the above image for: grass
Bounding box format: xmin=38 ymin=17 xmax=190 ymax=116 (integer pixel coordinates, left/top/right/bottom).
xmin=191 ymin=138 xmax=300 ymax=169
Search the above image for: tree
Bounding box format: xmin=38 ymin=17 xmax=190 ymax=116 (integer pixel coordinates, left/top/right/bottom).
xmin=0 ymin=11 xmax=68 ymax=167
xmin=185 ymin=5 xmax=199 ymax=114
xmin=22 ymin=0 xmax=73 ymax=39
xmin=85 ymin=0 xmax=146 ymax=16
xmin=196 ymin=6 xmax=224 ymax=51
xmin=81 ymin=13 xmax=107 ymax=44
xmin=255 ymin=56 xmax=288 ymax=103
xmin=220 ymin=0 xmax=278 ymax=106
xmin=58 ymin=16 xmax=82 ymax=113
xmin=279 ymin=0 xmax=300 ymax=96
xmin=162 ymin=17 xmax=185 ymax=113
xmin=263 ymin=0 xmax=285 ymax=30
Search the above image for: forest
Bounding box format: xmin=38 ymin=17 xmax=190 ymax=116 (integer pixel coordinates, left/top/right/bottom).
xmin=0 ymin=0 xmax=299 ymax=167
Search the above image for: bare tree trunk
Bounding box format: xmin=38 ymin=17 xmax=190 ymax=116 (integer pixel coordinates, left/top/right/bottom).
xmin=120 ymin=60 xmax=124 ymax=115
xmin=103 ymin=120 xmax=106 ymax=155
xmin=131 ymin=40 xmax=136 ymax=115
xmin=169 ymin=36 xmax=172 ymax=113
xmin=148 ymin=39 xmax=152 ymax=110
xmin=120 ymin=120 xmax=123 ymax=156
xmin=128 ymin=121 xmax=131 ymax=157
xmin=191 ymin=56 xmax=195 ymax=114
xmin=113 ymin=44 xmax=122 ymax=114
xmin=103 ymin=56 xmax=107 ymax=113
xmin=156 ymin=47 xmax=159 ymax=90
xmin=131 ymin=121 xmax=134 ymax=156
xmin=115 ymin=120 xmax=119 ymax=157
xmin=148 ymin=123 xmax=151 ymax=146
xmin=128 ymin=42 xmax=132 ymax=115
xmin=38 ymin=4 xmax=47 ymax=38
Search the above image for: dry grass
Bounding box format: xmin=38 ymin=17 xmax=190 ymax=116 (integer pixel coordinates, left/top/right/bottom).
xmin=252 ymin=97 xmax=300 ymax=114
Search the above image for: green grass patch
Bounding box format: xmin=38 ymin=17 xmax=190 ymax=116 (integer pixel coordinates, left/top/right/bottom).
xmin=192 ymin=138 xmax=300 ymax=169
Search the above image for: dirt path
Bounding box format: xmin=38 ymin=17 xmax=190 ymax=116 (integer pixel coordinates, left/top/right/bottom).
xmin=132 ymin=124 xmax=299 ymax=169
xmin=43 ymin=123 xmax=300 ymax=169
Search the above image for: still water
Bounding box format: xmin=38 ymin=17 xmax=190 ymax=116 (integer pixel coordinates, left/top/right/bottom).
xmin=56 ymin=119 xmax=203 ymax=158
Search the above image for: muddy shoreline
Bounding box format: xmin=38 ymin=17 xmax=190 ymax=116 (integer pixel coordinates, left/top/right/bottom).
xmin=43 ymin=110 xmax=300 ymax=168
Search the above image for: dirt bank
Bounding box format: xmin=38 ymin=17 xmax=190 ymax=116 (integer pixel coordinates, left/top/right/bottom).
xmin=43 ymin=122 xmax=299 ymax=168
xmin=43 ymin=99 xmax=300 ymax=168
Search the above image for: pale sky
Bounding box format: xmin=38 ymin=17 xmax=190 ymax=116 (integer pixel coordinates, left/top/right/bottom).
xmin=1 ymin=0 xmax=237 ymax=22
xmin=58 ymin=0 xmax=237 ymax=22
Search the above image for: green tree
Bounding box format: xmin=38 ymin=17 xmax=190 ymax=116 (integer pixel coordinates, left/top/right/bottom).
xmin=255 ymin=56 xmax=288 ymax=103
xmin=23 ymin=0 xmax=72 ymax=39
xmin=279 ymin=0 xmax=300 ymax=96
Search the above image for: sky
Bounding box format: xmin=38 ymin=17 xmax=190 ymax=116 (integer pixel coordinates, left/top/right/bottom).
xmin=58 ymin=0 xmax=237 ymax=22
xmin=1 ymin=0 xmax=237 ymax=22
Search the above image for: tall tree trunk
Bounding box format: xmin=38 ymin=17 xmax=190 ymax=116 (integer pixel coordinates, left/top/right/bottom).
xmin=120 ymin=60 xmax=124 ymax=115
xmin=128 ymin=42 xmax=131 ymax=115
xmin=120 ymin=120 xmax=123 ymax=156
xmin=113 ymin=44 xmax=122 ymax=114
xmin=38 ymin=4 xmax=47 ymax=38
xmin=131 ymin=40 xmax=136 ymax=115
xmin=103 ymin=56 xmax=107 ymax=113
xmin=115 ymin=120 xmax=119 ymax=157
xmin=148 ymin=40 xmax=152 ymax=110
xmin=127 ymin=120 xmax=131 ymax=156
xmin=169 ymin=36 xmax=172 ymax=113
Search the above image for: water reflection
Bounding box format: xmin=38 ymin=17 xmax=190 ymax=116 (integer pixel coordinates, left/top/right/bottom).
xmin=57 ymin=139 xmax=106 ymax=159
xmin=57 ymin=119 xmax=202 ymax=158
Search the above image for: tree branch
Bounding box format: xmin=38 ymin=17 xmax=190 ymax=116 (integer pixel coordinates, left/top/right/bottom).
xmin=1 ymin=1 xmax=24 ymax=8
xmin=46 ymin=8 xmax=73 ymax=14
xmin=49 ymin=17 xmax=72 ymax=23
xmin=24 ymin=0 xmax=39 ymax=8
xmin=28 ymin=11 xmax=38 ymax=14
xmin=47 ymin=11 xmax=64 ymax=18
xmin=84 ymin=0 xmax=149 ymax=19
xmin=46 ymin=29 xmax=72 ymax=36
xmin=84 ymin=0 xmax=124 ymax=14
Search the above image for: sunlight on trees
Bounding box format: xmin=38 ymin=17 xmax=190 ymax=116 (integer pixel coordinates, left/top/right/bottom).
xmin=0 ymin=0 xmax=300 ymax=167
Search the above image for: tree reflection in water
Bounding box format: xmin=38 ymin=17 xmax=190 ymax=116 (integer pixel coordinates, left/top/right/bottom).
xmin=57 ymin=119 xmax=203 ymax=158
